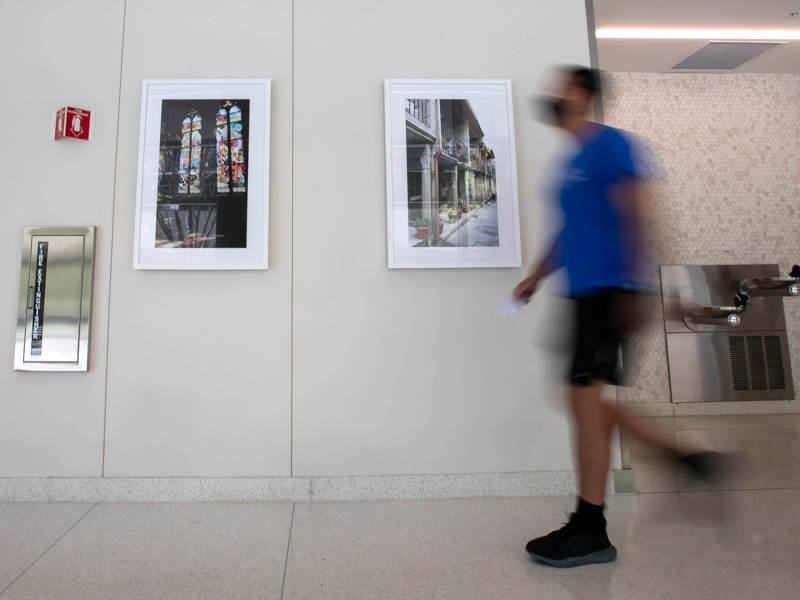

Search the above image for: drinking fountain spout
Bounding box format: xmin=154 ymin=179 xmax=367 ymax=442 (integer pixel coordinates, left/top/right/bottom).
xmin=684 ymin=305 xmax=745 ymax=331
xmin=740 ymin=275 xmax=800 ymax=299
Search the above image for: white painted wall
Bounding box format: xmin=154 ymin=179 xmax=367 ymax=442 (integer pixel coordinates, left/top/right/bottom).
xmin=291 ymin=0 xmax=592 ymax=476
xmin=0 ymin=0 xmax=596 ymax=479
xmin=0 ymin=0 xmax=125 ymax=476
xmin=102 ymin=0 xmax=294 ymax=477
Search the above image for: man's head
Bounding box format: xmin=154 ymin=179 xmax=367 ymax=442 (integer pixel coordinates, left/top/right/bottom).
xmin=540 ymin=65 xmax=600 ymax=129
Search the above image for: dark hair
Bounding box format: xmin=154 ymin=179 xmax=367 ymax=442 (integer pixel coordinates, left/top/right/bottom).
xmin=559 ymin=65 xmax=601 ymax=95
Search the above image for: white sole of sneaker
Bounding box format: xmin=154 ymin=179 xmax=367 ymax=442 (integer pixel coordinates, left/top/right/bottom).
xmin=528 ymin=545 xmax=617 ymax=568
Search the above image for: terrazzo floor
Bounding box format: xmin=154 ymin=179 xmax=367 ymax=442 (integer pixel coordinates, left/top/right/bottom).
xmin=1 ymin=415 xmax=799 ymax=599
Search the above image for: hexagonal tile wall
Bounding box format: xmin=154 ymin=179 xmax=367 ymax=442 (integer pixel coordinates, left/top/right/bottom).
xmin=602 ymin=73 xmax=800 ymax=407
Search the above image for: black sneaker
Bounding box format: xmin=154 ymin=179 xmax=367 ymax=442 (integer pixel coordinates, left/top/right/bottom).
xmin=676 ymin=451 xmax=726 ymax=483
xmin=525 ymin=513 xmax=617 ymax=568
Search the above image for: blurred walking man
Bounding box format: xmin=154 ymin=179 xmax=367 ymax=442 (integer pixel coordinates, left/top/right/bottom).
xmin=514 ymin=66 xmax=717 ymax=568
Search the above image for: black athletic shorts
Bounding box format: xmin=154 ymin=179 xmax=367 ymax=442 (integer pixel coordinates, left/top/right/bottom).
xmin=568 ymin=288 xmax=633 ymax=387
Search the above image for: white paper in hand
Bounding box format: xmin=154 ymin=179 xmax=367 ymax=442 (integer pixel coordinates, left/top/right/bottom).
xmin=496 ymin=292 xmax=525 ymax=320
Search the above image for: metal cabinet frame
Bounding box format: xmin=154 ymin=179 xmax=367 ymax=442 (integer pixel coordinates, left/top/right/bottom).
xmin=14 ymin=226 xmax=96 ymax=372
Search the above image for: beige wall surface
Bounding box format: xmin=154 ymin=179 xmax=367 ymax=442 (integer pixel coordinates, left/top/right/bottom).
xmin=102 ymin=0 xmax=294 ymax=477
xmin=4 ymin=5 xmax=797 ymax=482
xmin=603 ymin=73 xmax=800 ymax=413
xmin=291 ymin=0 xmax=592 ymax=476
xmin=1 ymin=0 xmax=604 ymax=479
xmin=0 ymin=0 xmax=125 ymax=476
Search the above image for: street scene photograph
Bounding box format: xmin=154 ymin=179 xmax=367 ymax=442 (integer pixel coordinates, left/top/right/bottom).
xmin=404 ymin=97 xmax=499 ymax=248
xmin=385 ymin=80 xmax=521 ymax=269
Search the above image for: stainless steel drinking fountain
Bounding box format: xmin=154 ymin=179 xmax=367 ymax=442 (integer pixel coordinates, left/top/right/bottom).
xmin=660 ymin=264 xmax=798 ymax=403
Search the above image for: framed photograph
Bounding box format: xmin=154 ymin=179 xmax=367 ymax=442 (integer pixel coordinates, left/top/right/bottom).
xmin=384 ymin=79 xmax=521 ymax=269
xmin=133 ymin=79 xmax=270 ymax=269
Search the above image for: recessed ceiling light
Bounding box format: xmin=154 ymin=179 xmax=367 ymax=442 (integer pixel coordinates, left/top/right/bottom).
xmin=596 ymin=29 xmax=800 ymax=40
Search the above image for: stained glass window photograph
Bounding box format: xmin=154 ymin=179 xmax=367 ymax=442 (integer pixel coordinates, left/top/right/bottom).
xmin=156 ymin=99 xmax=250 ymax=248
xmin=134 ymin=80 xmax=270 ymax=270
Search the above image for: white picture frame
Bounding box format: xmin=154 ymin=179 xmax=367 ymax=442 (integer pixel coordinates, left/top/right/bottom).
xmin=133 ymin=79 xmax=271 ymax=269
xmin=384 ymin=79 xmax=521 ymax=269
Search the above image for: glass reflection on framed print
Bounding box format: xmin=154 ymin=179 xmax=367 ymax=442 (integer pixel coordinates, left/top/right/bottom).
xmin=384 ymin=79 xmax=521 ymax=269
xmin=134 ymin=79 xmax=270 ymax=269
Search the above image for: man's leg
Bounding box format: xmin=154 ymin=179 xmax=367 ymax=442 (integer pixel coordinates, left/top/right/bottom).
xmin=603 ymin=400 xmax=722 ymax=481
xmin=569 ymin=382 xmax=614 ymax=505
xmin=575 ymin=389 xmax=721 ymax=491
xmin=613 ymin=407 xmax=676 ymax=451
xmin=525 ymin=292 xmax=620 ymax=567
xmin=525 ymin=380 xmax=618 ymax=568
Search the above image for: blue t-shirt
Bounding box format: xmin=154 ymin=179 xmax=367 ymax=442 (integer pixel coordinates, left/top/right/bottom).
xmin=556 ymin=124 xmax=641 ymax=298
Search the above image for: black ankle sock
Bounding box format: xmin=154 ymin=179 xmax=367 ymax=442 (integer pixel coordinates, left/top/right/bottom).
xmin=576 ymin=498 xmax=606 ymax=536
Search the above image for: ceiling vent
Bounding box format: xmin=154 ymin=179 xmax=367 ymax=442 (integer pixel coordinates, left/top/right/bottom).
xmin=671 ymin=41 xmax=782 ymax=70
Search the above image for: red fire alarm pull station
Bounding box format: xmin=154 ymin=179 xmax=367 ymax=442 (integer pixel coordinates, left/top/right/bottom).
xmin=53 ymin=107 xmax=93 ymax=141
